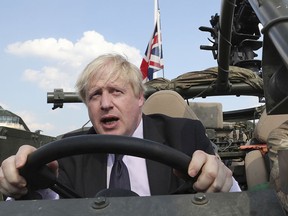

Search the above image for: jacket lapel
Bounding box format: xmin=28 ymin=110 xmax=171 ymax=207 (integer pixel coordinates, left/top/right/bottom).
xmin=86 ymin=128 xmax=108 ymax=193
xmin=93 ymin=153 xmax=108 ymax=193
xmin=142 ymin=114 xmax=174 ymax=195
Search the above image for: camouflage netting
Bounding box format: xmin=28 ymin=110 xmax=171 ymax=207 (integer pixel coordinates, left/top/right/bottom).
xmin=145 ymin=66 xmax=263 ymax=92
xmin=144 ymin=77 xmax=171 ymax=90
xmin=267 ymin=120 xmax=288 ymax=213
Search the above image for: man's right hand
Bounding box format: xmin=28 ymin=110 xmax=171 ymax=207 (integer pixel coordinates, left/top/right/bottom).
xmin=0 ymin=145 xmax=58 ymax=199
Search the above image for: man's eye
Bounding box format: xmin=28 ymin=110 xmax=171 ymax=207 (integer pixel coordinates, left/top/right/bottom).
xmin=89 ymin=91 xmax=100 ymax=100
xmin=113 ymin=89 xmax=122 ymax=94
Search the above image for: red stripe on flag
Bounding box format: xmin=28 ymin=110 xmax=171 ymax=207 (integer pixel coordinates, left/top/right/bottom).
xmin=140 ymin=59 xmax=149 ymax=80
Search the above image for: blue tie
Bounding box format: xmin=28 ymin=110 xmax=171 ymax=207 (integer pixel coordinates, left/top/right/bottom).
xmin=109 ymin=154 xmax=131 ymax=190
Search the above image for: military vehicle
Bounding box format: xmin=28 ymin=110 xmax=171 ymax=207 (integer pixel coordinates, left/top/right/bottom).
xmin=0 ymin=106 xmax=56 ymax=163
xmin=1 ymin=0 xmax=288 ymax=215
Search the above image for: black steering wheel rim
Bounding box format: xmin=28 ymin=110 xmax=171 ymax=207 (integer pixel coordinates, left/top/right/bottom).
xmin=20 ymin=134 xmax=194 ymax=198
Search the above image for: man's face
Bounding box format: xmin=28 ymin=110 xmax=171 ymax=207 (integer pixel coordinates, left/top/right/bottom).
xmin=86 ymin=73 xmax=145 ymax=136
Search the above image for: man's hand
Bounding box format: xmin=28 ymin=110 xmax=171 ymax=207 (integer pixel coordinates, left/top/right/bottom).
xmin=188 ymin=150 xmax=233 ymax=192
xmin=0 ymin=145 xmax=58 ymax=199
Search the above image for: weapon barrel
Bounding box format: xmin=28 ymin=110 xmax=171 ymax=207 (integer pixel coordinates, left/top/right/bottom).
xmin=47 ymin=89 xmax=81 ymax=110
xmin=217 ymin=0 xmax=236 ymax=92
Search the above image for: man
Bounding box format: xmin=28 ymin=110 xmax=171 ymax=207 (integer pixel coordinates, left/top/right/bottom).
xmin=0 ymin=54 xmax=239 ymax=199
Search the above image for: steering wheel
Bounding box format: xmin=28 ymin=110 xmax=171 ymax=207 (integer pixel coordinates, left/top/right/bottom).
xmin=20 ymin=134 xmax=197 ymax=198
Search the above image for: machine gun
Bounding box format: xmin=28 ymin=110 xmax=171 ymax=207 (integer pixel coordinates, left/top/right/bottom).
xmin=199 ymin=0 xmax=288 ymax=115
xmin=199 ymin=0 xmax=262 ymax=73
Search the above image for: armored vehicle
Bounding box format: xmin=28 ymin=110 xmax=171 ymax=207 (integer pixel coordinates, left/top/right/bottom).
xmin=1 ymin=0 xmax=288 ymax=215
xmin=0 ymin=106 xmax=56 ymax=163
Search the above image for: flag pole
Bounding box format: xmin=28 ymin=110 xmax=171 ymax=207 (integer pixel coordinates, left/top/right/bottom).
xmin=154 ymin=0 xmax=158 ymax=24
xmin=152 ymin=0 xmax=158 ymax=79
xmin=155 ymin=0 xmax=165 ymax=79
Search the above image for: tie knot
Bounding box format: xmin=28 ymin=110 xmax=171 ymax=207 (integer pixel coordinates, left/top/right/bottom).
xmin=114 ymin=154 xmax=124 ymax=162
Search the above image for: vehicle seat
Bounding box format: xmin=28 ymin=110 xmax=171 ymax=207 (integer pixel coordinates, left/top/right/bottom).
xmin=143 ymin=90 xmax=219 ymax=154
xmin=142 ymin=90 xmax=198 ymax=120
xmin=245 ymin=150 xmax=269 ymax=190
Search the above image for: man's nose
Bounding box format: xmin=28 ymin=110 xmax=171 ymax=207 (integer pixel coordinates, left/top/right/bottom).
xmin=100 ymin=92 xmax=113 ymax=109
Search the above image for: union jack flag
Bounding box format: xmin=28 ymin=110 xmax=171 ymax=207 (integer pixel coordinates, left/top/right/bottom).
xmin=140 ymin=22 xmax=164 ymax=82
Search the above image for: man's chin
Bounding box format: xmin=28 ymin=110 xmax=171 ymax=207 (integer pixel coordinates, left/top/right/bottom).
xmin=100 ymin=130 xmax=124 ymax=136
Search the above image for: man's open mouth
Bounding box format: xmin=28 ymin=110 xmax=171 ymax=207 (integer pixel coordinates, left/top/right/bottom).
xmin=101 ymin=117 xmax=119 ymax=125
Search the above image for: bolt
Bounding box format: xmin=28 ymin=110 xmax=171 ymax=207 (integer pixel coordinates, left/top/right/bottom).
xmin=95 ymin=197 xmax=106 ymax=205
xmin=192 ymin=193 xmax=208 ymax=205
xmin=91 ymin=196 xmax=109 ymax=209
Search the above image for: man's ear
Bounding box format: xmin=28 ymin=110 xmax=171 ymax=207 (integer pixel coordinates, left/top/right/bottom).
xmin=138 ymin=93 xmax=145 ymax=107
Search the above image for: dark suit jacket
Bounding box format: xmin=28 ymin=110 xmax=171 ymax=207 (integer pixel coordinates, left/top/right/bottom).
xmin=58 ymin=114 xmax=214 ymax=197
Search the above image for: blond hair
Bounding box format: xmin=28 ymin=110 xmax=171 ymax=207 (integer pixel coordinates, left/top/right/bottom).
xmin=76 ymin=54 xmax=146 ymax=104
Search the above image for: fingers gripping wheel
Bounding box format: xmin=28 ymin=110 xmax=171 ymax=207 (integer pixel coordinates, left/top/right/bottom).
xmin=20 ymin=134 xmax=197 ymax=198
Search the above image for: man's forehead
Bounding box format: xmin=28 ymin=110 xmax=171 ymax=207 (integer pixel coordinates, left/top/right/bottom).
xmin=89 ymin=75 xmax=128 ymax=89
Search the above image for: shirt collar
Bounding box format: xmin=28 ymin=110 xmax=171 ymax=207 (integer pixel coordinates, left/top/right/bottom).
xmin=131 ymin=118 xmax=143 ymax=139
